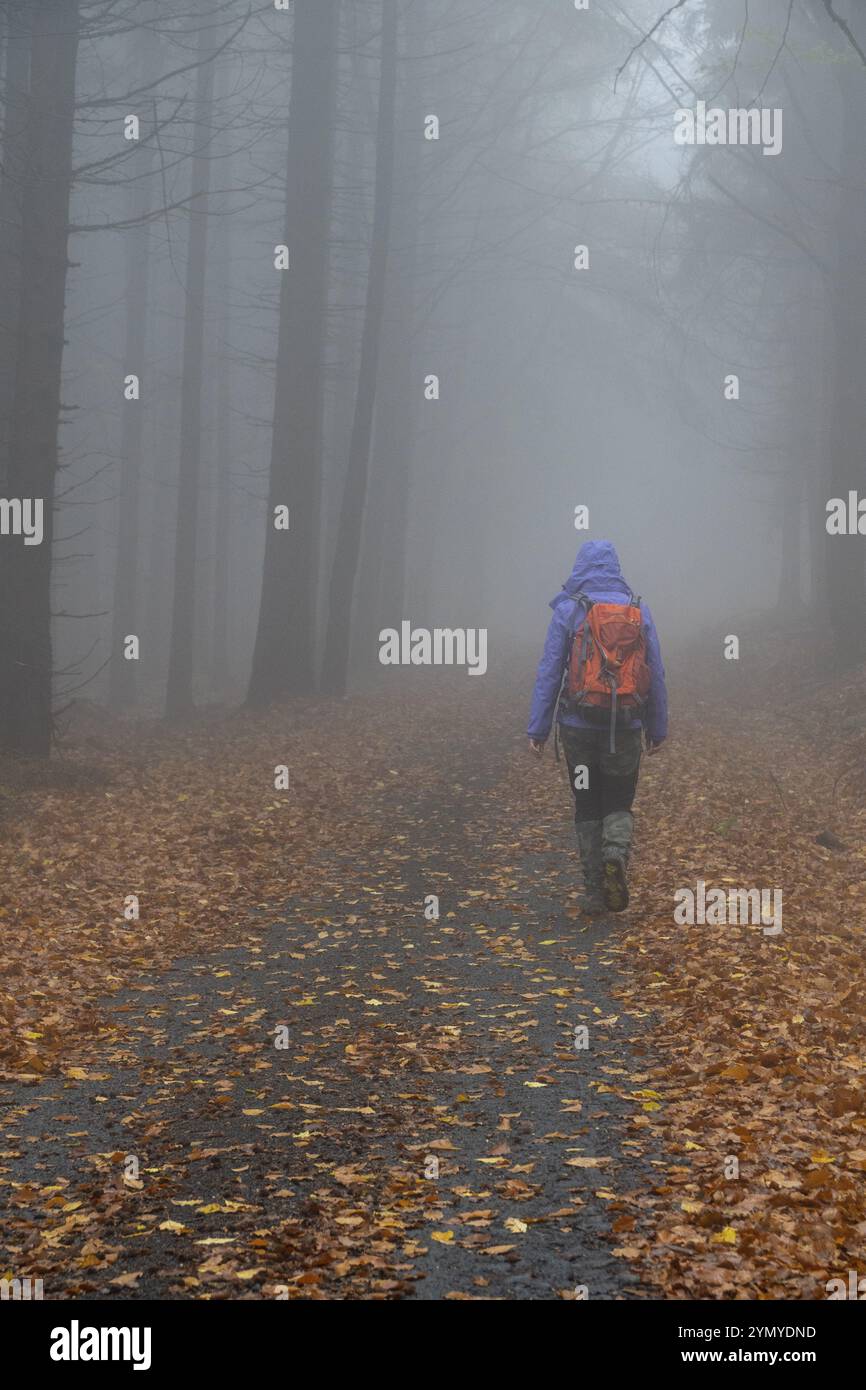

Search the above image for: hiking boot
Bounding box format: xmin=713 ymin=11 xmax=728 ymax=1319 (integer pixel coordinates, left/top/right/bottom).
xmin=601 ymin=810 xmax=633 ymax=912
xmin=602 ymin=855 xmax=629 ymax=912
xmin=575 ymin=819 xmax=604 ymax=914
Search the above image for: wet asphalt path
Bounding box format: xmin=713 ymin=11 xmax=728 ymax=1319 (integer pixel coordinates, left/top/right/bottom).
xmin=0 ymin=720 xmax=658 ymax=1300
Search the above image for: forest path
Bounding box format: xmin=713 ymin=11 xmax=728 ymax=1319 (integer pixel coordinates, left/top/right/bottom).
xmin=3 ymin=666 xmax=865 ymax=1301
xmin=0 ymin=692 xmax=660 ymax=1301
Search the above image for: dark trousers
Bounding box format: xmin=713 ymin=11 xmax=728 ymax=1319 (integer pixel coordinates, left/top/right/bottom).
xmin=559 ymin=725 xmax=642 ymax=826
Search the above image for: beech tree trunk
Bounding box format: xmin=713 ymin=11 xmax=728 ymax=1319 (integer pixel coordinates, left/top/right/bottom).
xmin=825 ymin=47 xmax=866 ymax=663
xmin=320 ymin=0 xmax=399 ymax=696
xmin=246 ymin=0 xmax=340 ymax=706
xmin=0 ymin=0 xmax=31 ymax=492
xmin=0 ymin=0 xmax=79 ymax=756
xmin=109 ymin=15 xmax=159 ymax=711
xmin=353 ymin=0 xmax=424 ymax=670
xmin=165 ymin=17 xmax=215 ymax=719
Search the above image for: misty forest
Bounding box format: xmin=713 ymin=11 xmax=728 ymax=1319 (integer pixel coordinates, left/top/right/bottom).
xmin=1 ymin=0 xmax=866 ymax=1312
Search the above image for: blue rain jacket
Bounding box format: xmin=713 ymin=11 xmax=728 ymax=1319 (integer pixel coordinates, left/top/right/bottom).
xmin=527 ymin=540 xmax=668 ymax=744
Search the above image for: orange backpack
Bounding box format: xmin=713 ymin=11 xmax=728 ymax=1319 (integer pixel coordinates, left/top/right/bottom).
xmin=562 ymin=593 xmax=651 ymax=750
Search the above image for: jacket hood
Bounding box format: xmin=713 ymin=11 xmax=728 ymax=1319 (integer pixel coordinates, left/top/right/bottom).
xmin=550 ymin=539 xmax=632 ymax=609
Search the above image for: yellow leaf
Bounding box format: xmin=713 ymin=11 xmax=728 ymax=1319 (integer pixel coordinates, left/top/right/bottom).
xmin=431 ymin=1230 xmax=454 ymax=1243
xmin=711 ymin=1226 xmax=737 ymax=1245
xmin=504 ymin=1217 xmax=527 ymax=1233
xmin=720 ymin=1064 xmax=750 ymax=1082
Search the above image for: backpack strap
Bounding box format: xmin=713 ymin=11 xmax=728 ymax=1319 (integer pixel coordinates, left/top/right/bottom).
xmin=573 ymin=591 xmax=593 ymax=682
xmin=554 ymin=591 xmax=590 ymax=761
xmin=609 ymin=681 xmax=617 ymax=754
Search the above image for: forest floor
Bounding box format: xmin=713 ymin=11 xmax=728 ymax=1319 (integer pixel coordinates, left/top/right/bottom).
xmin=1 ymin=645 xmax=866 ymax=1300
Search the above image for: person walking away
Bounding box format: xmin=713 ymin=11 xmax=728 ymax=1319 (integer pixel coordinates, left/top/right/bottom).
xmin=527 ymin=540 xmax=668 ymax=913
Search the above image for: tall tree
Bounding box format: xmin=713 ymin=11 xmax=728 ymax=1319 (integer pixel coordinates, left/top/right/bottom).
xmin=354 ymin=0 xmax=425 ymax=667
xmin=210 ymin=61 xmax=234 ymax=698
xmin=0 ymin=0 xmax=31 ymax=492
xmin=109 ymin=12 xmax=160 ymax=712
xmin=165 ymin=12 xmax=216 ymax=718
xmin=824 ymin=26 xmax=866 ymax=662
xmin=320 ymin=0 xmax=399 ymax=696
xmin=246 ymin=0 xmax=341 ymax=706
xmin=0 ymin=0 xmax=80 ymax=756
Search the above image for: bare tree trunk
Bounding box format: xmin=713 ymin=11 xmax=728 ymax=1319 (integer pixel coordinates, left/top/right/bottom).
xmin=0 ymin=0 xmax=30 ymax=492
xmin=324 ymin=0 xmax=371 ymax=662
xmin=353 ymin=0 xmax=424 ymax=671
xmin=142 ymin=386 xmax=176 ymax=705
xmin=825 ymin=49 xmax=866 ymax=663
xmin=210 ymin=319 xmax=231 ymax=696
xmin=372 ymin=179 xmax=419 ymax=624
xmin=0 ymin=0 xmax=79 ymax=756
xmin=777 ymin=292 xmax=818 ymax=616
xmin=211 ymin=113 xmax=232 ymax=696
xmin=320 ymin=0 xmax=399 ymax=696
xmin=165 ymin=16 xmax=215 ymax=719
xmin=246 ymin=0 xmax=340 ymax=707
xmin=352 ymin=237 xmax=417 ymax=672
xmin=109 ymin=16 xmax=159 ymax=711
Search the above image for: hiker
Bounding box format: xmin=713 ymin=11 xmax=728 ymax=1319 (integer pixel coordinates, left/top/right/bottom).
xmin=527 ymin=539 xmax=668 ymax=913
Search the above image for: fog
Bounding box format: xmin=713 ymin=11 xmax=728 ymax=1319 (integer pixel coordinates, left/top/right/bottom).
xmin=5 ymin=0 xmax=866 ymax=1319
xmin=1 ymin=0 xmax=863 ymax=743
